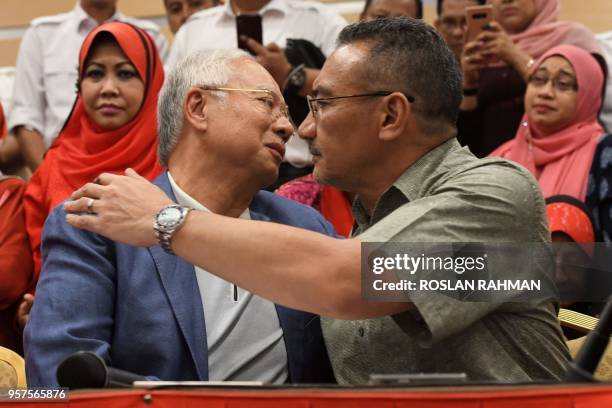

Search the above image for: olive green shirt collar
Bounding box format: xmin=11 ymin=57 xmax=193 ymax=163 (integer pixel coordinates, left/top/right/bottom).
xmin=353 ymin=137 xmax=460 ymax=235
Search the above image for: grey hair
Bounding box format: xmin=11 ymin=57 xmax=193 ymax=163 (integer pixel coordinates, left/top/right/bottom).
xmin=157 ymin=49 xmax=252 ymax=166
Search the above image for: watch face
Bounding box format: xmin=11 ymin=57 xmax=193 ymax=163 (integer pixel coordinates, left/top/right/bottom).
xmin=291 ymin=70 xmax=305 ymax=87
xmin=158 ymin=207 xmax=182 ymax=227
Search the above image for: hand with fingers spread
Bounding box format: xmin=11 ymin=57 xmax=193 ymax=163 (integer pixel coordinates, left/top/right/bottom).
xmin=64 ymin=168 xmax=173 ymax=247
xmin=243 ymin=37 xmax=293 ymax=88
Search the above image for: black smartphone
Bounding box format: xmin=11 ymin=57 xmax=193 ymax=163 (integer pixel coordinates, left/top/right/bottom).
xmin=236 ymin=14 xmax=263 ymax=55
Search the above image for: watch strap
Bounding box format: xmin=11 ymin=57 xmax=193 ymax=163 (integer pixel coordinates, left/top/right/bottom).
xmin=283 ymin=64 xmax=306 ymax=94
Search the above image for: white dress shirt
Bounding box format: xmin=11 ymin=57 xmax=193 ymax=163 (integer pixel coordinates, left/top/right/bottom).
xmin=8 ymin=3 xmax=169 ymax=148
xmin=168 ymin=173 xmax=288 ymax=383
xmin=168 ymin=0 xmax=347 ymax=167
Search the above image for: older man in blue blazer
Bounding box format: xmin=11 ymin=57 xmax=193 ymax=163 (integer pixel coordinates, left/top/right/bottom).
xmin=25 ymin=49 xmax=336 ymax=386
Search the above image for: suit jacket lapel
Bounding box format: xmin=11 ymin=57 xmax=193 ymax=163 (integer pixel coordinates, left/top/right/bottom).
xmin=147 ymin=173 xmax=209 ymax=380
xmin=250 ymin=197 xmax=305 ymax=382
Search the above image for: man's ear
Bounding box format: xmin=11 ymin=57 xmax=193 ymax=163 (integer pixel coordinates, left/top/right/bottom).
xmin=379 ymin=92 xmax=411 ymax=142
xmin=183 ymin=88 xmax=209 ymax=132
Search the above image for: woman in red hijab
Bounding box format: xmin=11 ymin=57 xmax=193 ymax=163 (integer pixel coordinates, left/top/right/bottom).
xmin=491 ymin=45 xmax=606 ymax=201
xmin=0 ymin=102 xmax=33 ymax=353
xmin=24 ymin=22 xmax=164 ymax=283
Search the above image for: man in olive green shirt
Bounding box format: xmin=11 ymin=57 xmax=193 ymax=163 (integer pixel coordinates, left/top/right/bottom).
xmin=65 ymin=18 xmax=570 ymax=383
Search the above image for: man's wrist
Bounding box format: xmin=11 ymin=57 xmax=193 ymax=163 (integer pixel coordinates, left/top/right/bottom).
xmin=283 ymin=64 xmax=306 ymax=94
xmin=14 ymin=124 xmax=39 ymax=136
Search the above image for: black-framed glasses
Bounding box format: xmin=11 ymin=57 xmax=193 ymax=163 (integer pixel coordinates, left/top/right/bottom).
xmin=306 ymin=91 xmax=415 ymax=120
xmin=196 ymin=86 xmax=291 ymax=119
xmin=527 ymin=73 xmax=578 ymax=93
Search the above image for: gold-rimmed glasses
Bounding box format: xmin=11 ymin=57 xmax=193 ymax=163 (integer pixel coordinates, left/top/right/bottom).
xmin=196 ymin=86 xmax=291 ymax=120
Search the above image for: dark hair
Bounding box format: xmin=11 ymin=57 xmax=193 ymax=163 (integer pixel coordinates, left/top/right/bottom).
xmin=363 ymin=0 xmax=423 ymax=20
xmin=337 ymin=17 xmax=462 ymax=131
xmin=436 ymin=0 xmax=486 ymax=17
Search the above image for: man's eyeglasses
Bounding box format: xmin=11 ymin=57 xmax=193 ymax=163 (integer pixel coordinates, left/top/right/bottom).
xmin=306 ymin=91 xmax=415 ymax=120
xmin=527 ymin=73 xmax=578 ymax=93
xmin=196 ymin=86 xmax=291 ymax=119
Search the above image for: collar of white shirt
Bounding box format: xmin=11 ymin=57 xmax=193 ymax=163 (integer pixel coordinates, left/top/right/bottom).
xmin=167 ymin=172 xmax=251 ymax=220
xmin=222 ymin=0 xmax=289 ymax=18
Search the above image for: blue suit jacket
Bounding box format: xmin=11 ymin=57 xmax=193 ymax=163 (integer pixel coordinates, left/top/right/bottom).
xmin=25 ymin=173 xmax=336 ymax=386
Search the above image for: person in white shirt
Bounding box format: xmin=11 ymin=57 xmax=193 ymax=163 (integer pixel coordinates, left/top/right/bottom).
xmin=168 ymin=0 xmax=347 ymax=181
xmin=163 ymin=0 xmax=221 ymax=35
xmin=9 ymin=0 xmax=169 ymax=172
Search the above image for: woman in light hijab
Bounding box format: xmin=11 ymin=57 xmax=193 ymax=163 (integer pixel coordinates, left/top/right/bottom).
xmin=458 ymin=0 xmax=601 ymax=158
xmin=491 ymin=45 xmax=606 ymax=202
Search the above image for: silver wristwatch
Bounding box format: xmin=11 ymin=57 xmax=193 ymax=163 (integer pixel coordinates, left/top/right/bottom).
xmin=154 ymin=204 xmax=192 ymax=255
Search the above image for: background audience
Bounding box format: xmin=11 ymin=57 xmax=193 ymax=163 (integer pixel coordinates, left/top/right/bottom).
xmin=163 ymin=0 xmax=220 ymax=35
xmin=434 ymin=0 xmax=485 ymax=60
xmin=8 ymin=0 xmax=168 ymax=173
xmin=458 ymin=0 xmax=600 ymax=158
xmin=24 ymin=22 xmax=164 ymax=283
xmin=360 ymin=0 xmax=422 ymax=21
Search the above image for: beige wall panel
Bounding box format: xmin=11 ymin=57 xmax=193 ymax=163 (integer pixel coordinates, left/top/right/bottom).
xmin=560 ymin=0 xmax=612 ymax=33
xmin=0 ymin=39 xmax=21 ymax=67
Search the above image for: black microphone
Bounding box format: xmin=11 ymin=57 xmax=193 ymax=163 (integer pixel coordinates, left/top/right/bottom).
xmin=565 ymin=295 xmax=612 ymax=382
xmin=57 ymin=351 xmax=147 ymax=389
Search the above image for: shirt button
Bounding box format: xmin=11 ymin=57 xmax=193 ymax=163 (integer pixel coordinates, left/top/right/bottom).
xmin=358 ymin=327 xmax=365 ymax=337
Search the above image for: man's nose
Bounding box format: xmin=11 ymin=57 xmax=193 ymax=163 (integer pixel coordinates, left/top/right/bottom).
xmin=273 ymin=115 xmax=295 ymax=143
xmin=297 ymin=112 xmax=316 ymax=141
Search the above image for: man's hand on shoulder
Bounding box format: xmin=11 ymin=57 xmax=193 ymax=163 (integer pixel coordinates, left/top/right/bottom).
xmin=63 ymin=169 xmax=173 ymax=247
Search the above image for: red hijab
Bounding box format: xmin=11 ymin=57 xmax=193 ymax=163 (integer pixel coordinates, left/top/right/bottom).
xmin=491 ymin=45 xmax=605 ymax=201
xmin=24 ymin=22 xmax=164 ymax=280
